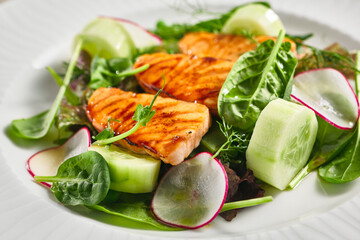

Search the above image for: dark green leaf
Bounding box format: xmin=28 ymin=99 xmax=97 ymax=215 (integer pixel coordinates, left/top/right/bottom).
xmin=218 ymin=31 xmax=297 ymax=131
xmin=89 ymin=55 xmax=148 ymax=89
xmin=35 ymin=151 xmax=111 ymax=206
xmin=89 ymin=193 xmax=180 ymax=231
xmin=108 ymin=57 xmax=132 ymax=73
xmin=318 ymin=130 xmax=360 ymax=183
xmin=308 ymin=116 xmax=355 ymax=170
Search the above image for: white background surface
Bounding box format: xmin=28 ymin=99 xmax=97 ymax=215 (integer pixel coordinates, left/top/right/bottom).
xmin=0 ymin=0 xmax=360 ymax=239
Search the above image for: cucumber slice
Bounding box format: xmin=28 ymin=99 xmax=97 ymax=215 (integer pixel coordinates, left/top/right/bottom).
xmin=74 ymin=18 xmax=136 ymax=59
xmin=246 ymin=99 xmax=318 ymax=190
xmin=221 ymin=3 xmax=285 ymax=36
xmin=200 ymin=122 xmax=227 ymax=153
xmin=89 ymin=144 xmax=161 ymax=193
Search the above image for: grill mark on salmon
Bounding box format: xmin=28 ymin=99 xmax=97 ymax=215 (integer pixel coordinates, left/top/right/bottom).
xmin=178 ymin=32 xmax=297 ymax=61
xmin=134 ymin=52 xmax=234 ymax=114
xmin=87 ymin=87 xmax=211 ymax=165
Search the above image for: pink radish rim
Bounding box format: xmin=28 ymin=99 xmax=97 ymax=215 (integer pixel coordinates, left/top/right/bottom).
xmin=98 ymin=16 xmax=162 ymax=43
xmin=26 ymin=127 xmax=91 ymax=188
xmin=291 ymin=68 xmax=360 ymax=130
xmin=151 ymin=152 xmax=228 ymax=229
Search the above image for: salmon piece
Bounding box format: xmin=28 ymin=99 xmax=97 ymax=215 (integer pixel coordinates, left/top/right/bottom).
xmin=86 ymin=87 xmax=211 ymax=165
xmin=178 ymin=32 xmax=297 ymax=61
xmin=134 ymin=52 xmax=234 ymax=114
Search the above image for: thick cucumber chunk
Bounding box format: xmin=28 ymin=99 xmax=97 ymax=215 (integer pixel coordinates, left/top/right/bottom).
xmin=246 ymin=99 xmax=318 ymax=190
xmin=221 ymin=3 xmax=285 ymax=36
xmin=89 ymin=144 xmax=161 ymax=193
xmin=74 ymin=18 xmax=136 ymax=59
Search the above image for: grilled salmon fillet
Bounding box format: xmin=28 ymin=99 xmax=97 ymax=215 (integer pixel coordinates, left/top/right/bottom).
xmin=178 ymin=32 xmax=296 ymax=61
xmin=87 ymin=87 xmax=211 ymax=165
xmin=133 ymin=52 xmax=234 ymax=114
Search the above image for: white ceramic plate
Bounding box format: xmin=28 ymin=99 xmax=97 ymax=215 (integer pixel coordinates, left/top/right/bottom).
xmin=1 ymin=0 xmax=360 ymax=239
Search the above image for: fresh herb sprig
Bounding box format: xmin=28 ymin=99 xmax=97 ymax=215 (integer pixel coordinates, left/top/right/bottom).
xmin=89 ymin=55 xmax=149 ymax=89
xmin=92 ymin=118 xmax=120 ymax=141
xmin=212 ymin=119 xmax=250 ymax=159
xmin=93 ymin=78 xmax=165 ymax=146
xmin=296 ymin=44 xmax=358 ymax=77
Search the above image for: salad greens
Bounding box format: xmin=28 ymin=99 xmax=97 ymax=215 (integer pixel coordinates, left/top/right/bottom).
xmin=47 ymin=67 xmax=82 ymax=106
xmin=11 ymin=39 xmax=84 ymax=139
xmin=89 ymin=55 xmax=149 ymax=89
xmin=54 ymin=103 xmax=97 ymax=143
xmin=218 ymin=30 xmax=297 ymax=131
xmin=213 ymin=119 xmax=250 ymax=158
xmin=90 ymin=192 xmax=180 ymax=231
xmin=9 ymin=1 xmax=360 ymax=232
xmin=296 ymin=44 xmax=359 ymax=78
xmin=34 ymin=151 xmax=110 ymax=206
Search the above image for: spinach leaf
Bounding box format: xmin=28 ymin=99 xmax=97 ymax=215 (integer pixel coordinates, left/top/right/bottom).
xmin=318 ymin=131 xmax=360 ymax=183
xmin=218 ymin=30 xmax=297 ymax=131
xmin=318 ymin=51 xmax=360 ymax=183
xmin=34 ymin=151 xmax=110 ymax=206
xmin=308 ymin=116 xmax=355 ymax=170
xmin=11 ymin=40 xmax=84 ymax=139
xmin=89 ymin=55 xmax=148 ymax=89
xmin=288 ymin=116 xmax=354 ymax=188
xmin=89 ymin=193 xmax=180 ymax=231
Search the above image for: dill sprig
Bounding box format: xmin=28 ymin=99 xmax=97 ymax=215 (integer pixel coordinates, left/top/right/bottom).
xmin=296 ymin=44 xmax=359 ymax=78
xmin=213 ymin=118 xmax=251 ymax=160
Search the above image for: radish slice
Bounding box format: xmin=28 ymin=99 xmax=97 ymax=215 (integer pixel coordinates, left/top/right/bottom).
xmin=291 ymin=68 xmax=360 ymax=130
xmin=100 ymin=16 xmax=162 ymax=49
xmin=151 ymin=152 xmax=228 ymax=229
xmin=26 ymin=127 xmax=91 ymax=187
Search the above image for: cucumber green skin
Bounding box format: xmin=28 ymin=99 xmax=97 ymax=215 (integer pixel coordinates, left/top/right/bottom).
xmin=221 ymin=4 xmax=285 ymax=36
xmin=246 ymin=99 xmax=318 ymax=190
xmin=89 ymin=145 xmax=161 ymax=193
xmin=75 ymin=18 xmax=136 ymax=59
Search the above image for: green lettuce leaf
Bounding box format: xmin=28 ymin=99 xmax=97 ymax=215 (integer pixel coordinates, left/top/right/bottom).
xmin=218 ymin=30 xmax=297 ymax=131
